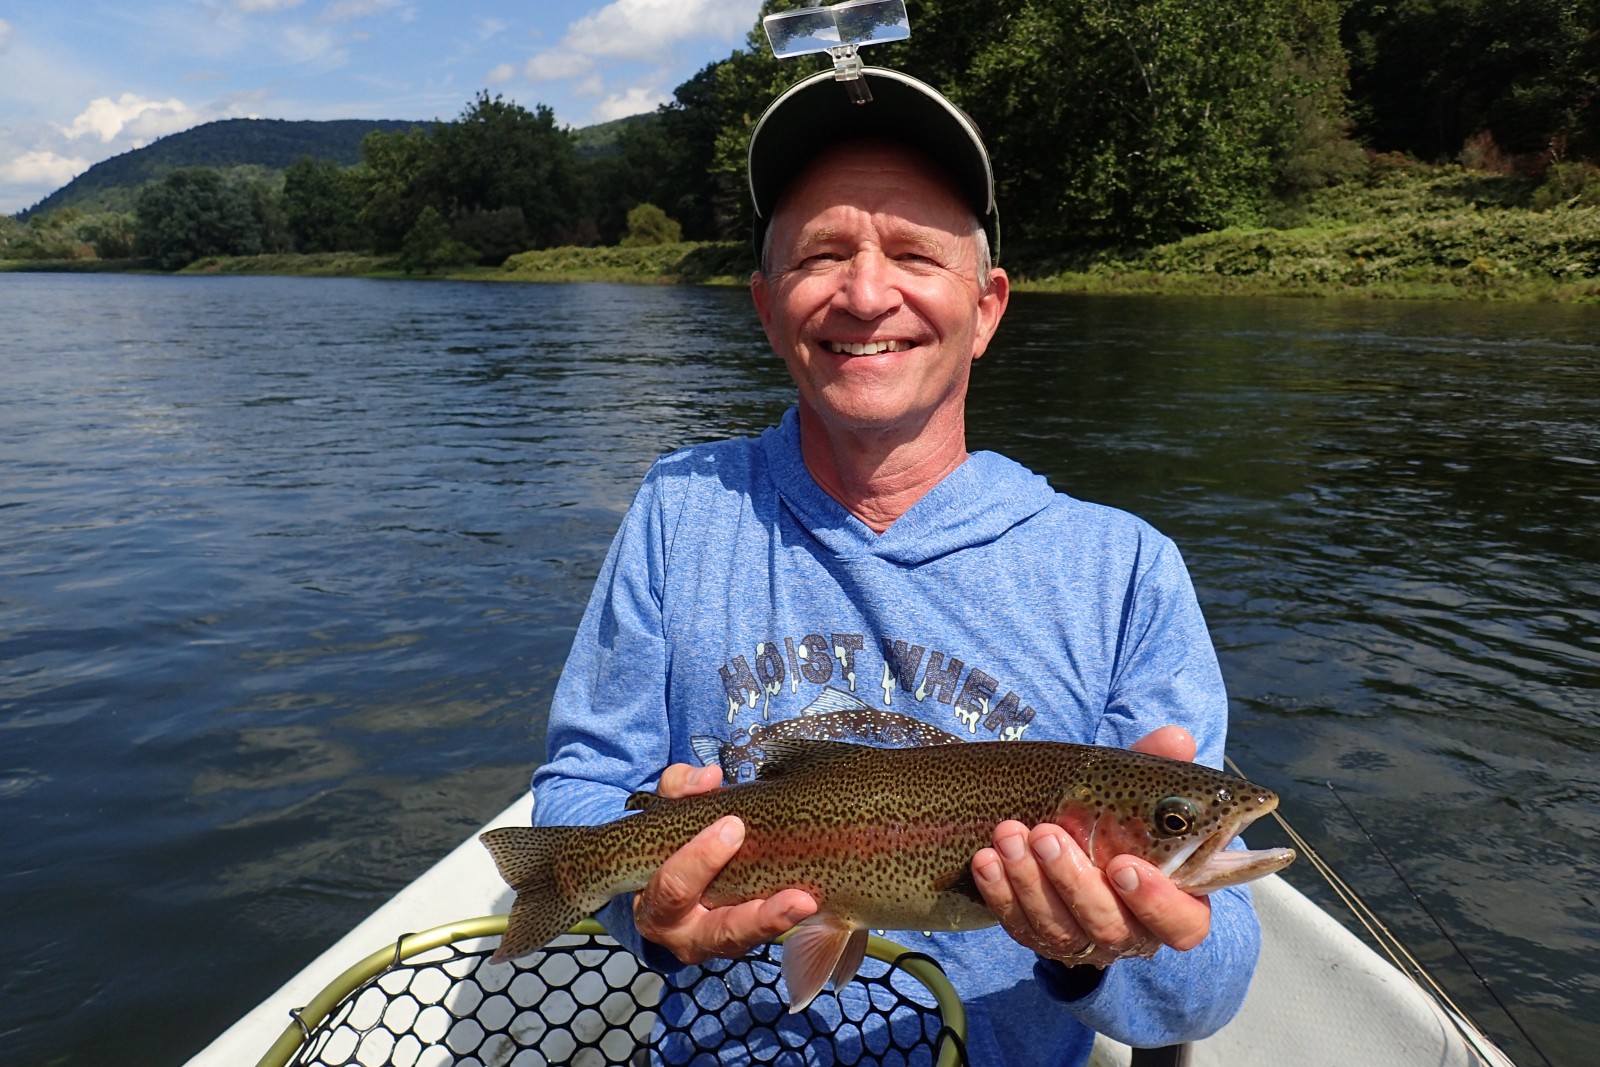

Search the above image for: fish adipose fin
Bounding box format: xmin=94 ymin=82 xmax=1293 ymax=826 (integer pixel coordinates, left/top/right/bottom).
xmin=624 ymin=789 xmax=664 ymax=811
xmin=756 ymin=739 xmax=866 ymax=781
xmin=781 ymin=917 xmax=869 ymax=1013
xmin=479 ymin=826 xmax=588 ymax=965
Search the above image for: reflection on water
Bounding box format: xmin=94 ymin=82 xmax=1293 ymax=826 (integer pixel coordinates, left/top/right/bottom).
xmin=0 ymin=277 xmax=1595 ymax=1067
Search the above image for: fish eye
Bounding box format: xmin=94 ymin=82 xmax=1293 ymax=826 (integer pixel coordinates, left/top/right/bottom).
xmin=1153 ymin=797 xmax=1199 ymax=837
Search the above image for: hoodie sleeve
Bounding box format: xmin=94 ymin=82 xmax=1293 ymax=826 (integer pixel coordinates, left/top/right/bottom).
xmin=529 ymin=461 xmax=687 ymax=972
xmin=1062 ymin=532 xmax=1262 ymax=1043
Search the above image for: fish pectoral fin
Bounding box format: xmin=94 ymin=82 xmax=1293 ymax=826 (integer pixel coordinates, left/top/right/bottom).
xmin=932 ymin=865 xmax=983 ymax=904
xmin=780 ymin=917 xmax=868 ymax=1014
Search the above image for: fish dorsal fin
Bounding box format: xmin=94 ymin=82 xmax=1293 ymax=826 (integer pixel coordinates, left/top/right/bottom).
xmin=755 ymin=738 xmax=869 ymax=780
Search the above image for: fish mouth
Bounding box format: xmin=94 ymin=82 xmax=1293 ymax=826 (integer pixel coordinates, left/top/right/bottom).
xmin=1163 ymin=792 xmax=1296 ymax=895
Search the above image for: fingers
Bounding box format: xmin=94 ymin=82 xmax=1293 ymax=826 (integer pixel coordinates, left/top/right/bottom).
xmin=1104 ymin=855 xmax=1212 ymax=952
xmin=657 ymin=762 xmax=724 ymax=799
xmin=975 ymin=821 xmax=1097 ymax=960
xmin=1130 ymin=725 xmax=1196 ymax=763
xmin=634 ymin=814 xmax=817 ymax=964
xmin=976 ymin=821 xmax=1199 ymax=966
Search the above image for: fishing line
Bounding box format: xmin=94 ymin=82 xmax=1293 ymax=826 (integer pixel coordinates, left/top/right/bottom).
xmin=1223 ymin=757 xmax=1545 ymax=1067
xmin=1323 ymin=780 xmax=1555 ymax=1067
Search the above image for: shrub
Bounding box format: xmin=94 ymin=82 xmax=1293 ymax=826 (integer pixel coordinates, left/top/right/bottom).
xmin=619 ymin=203 xmax=682 ymax=247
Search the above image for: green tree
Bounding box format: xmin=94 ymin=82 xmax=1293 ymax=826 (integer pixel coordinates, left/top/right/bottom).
xmin=78 ymin=212 xmax=137 ymax=258
xmin=283 ymin=156 xmax=368 ymax=252
xmin=1344 ymin=0 xmax=1599 ymax=162
xmin=133 ymin=168 xmax=264 ymax=269
xmin=397 ymin=204 xmax=472 ymax=273
xmin=449 ymin=205 xmax=530 ymax=264
xmin=358 ymin=126 xmax=436 ymax=252
xmin=620 ymin=202 xmax=683 ymax=246
xmin=429 ymin=92 xmax=580 ymax=248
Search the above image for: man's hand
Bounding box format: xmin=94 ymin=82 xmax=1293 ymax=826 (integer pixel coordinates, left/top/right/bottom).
xmin=971 ymin=726 xmax=1213 ymax=967
xmin=632 ymin=763 xmax=818 ymax=964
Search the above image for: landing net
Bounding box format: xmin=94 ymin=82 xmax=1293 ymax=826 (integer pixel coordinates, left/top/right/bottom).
xmin=259 ymin=916 xmax=967 ymax=1067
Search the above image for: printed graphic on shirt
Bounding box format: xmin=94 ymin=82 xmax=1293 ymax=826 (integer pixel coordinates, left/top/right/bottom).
xmin=691 ymin=688 xmax=966 ymax=782
xmin=715 ymin=631 xmax=1037 ymax=745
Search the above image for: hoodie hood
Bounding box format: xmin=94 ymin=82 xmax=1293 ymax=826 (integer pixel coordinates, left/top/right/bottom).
xmin=758 ymin=407 xmax=1057 ymax=566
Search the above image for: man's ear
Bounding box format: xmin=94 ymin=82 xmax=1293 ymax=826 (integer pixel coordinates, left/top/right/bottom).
xmin=970 ymin=268 xmax=1010 ymax=361
xmin=750 ymin=269 xmax=770 ymax=325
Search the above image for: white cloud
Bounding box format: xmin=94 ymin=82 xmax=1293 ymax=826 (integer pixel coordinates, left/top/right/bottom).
xmin=592 ymin=86 xmax=670 ymax=122
xmin=57 ymin=94 xmax=198 ymax=144
xmin=0 ymin=149 xmax=89 ymax=188
xmin=280 ymin=23 xmax=346 ymax=64
xmin=520 ymin=51 xmax=595 ymax=83
xmin=563 ymin=0 xmax=756 ymax=62
xmin=491 ymin=0 xmax=759 ymax=122
xmin=0 ymin=18 xmax=13 ymax=52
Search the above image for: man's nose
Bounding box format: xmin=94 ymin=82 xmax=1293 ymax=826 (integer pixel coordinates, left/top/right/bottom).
xmin=833 ymin=249 xmax=903 ymax=319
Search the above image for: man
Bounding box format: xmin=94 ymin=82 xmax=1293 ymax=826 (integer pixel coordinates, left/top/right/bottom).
xmin=532 ymin=68 xmax=1260 ymax=1065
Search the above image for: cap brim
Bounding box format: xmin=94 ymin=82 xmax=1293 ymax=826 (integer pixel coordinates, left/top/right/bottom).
xmin=748 ymin=67 xmax=997 ymax=263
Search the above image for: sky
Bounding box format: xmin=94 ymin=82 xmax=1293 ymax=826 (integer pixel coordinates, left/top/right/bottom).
xmin=0 ymin=0 xmax=768 ymax=215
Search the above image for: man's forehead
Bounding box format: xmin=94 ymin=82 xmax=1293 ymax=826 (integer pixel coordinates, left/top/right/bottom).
xmin=790 ymin=217 xmax=960 ymax=252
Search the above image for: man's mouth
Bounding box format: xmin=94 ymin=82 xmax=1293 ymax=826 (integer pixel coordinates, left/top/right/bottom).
xmin=826 ymin=339 xmax=912 ymax=355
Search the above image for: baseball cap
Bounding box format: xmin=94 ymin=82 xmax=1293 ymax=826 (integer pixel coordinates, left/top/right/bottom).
xmin=747 ymin=67 xmax=999 ymax=265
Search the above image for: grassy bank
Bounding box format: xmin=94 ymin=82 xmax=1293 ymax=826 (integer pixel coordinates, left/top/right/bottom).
xmin=1032 ymin=163 xmax=1600 ymax=301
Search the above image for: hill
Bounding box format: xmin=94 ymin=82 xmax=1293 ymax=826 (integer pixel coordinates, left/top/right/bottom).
xmin=19 ymin=117 xmax=425 ymax=219
xmin=19 ymin=112 xmax=661 ymax=220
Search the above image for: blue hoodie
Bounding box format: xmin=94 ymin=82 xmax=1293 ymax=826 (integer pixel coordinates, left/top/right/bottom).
xmin=533 ymin=408 xmax=1261 ymax=1066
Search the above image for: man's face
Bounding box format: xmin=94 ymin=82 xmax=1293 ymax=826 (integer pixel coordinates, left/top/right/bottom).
xmin=751 ymin=140 xmax=1008 ymax=440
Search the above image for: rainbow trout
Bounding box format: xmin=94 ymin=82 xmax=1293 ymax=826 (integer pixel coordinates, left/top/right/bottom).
xmin=480 ymin=739 xmax=1294 ymax=1011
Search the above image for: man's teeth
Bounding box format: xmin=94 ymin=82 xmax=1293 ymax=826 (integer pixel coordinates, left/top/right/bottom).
xmin=828 ymin=340 xmax=910 ymax=355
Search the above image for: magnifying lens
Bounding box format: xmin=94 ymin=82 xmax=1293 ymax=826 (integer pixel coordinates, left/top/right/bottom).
xmin=762 ymin=0 xmax=911 ymax=103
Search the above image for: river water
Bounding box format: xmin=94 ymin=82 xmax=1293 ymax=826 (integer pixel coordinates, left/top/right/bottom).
xmin=0 ymin=274 xmax=1594 ymax=1067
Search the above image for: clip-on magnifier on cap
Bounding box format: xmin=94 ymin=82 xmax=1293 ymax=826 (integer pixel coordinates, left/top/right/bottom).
xmin=762 ymin=0 xmax=911 ymax=104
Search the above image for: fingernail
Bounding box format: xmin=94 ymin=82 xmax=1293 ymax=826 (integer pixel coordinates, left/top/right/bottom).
xmin=1112 ymin=866 xmax=1140 ymax=893
xmin=997 ymin=832 xmax=1026 ymax=862
xmin=717 ymin=817 xmax=742 ymax=848
xmin=1032 ymin=834 xmax=1062 ymax=863
xmin=975 ymin=856 xmax=1001 ymax=883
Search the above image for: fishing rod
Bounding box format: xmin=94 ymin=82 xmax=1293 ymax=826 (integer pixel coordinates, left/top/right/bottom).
xmin=1224 ymin=758 xmax=1548 ymax=1067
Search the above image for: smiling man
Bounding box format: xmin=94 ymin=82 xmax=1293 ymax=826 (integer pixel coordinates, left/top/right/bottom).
xmin=531 ymin=67 xmax=1262 ymax=1065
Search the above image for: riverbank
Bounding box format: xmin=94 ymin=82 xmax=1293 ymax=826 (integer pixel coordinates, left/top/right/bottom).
xmin=8 ymin=164 xmax=1598 ymax=300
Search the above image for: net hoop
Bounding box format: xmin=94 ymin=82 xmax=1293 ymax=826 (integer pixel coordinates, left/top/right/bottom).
xmin=255 ymin=915 xmax=968 ymax=1067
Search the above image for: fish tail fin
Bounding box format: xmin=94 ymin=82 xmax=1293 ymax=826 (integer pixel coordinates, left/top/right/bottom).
xmin=480 ymin=826 xmax=589 ymax=964
xmin=781 ymin=918 xmax=869 ymax=1014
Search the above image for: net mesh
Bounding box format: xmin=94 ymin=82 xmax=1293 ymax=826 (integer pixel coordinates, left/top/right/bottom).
xmin=287 ymin=929 xmax=967 ymax=1067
